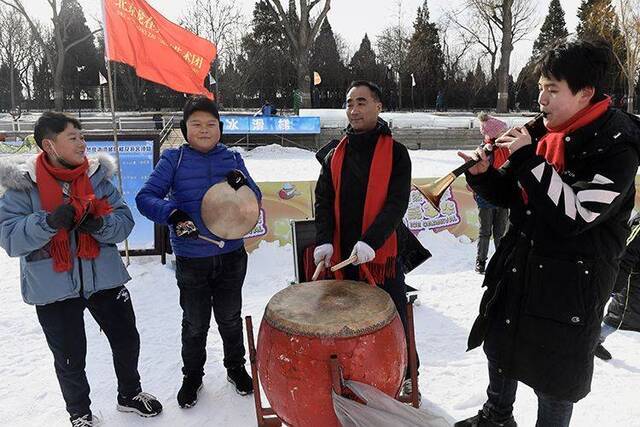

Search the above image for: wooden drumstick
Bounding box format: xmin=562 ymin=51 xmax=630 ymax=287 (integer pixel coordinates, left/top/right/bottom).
xmin=311 ymin=262 xmax=325 ymax=281
xmin=330 ymin=254 xmax=358 ymax=272
xmin=199 ymin=235 xmax=225 ymax=248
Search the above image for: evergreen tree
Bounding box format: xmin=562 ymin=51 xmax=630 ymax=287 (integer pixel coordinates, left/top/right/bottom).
xmin=238 ymin=0 xmax=296 ymax=108
xmin=576 ymin=0 xmax=625 ymax=95
xmin=0 ymin=64 xmax=23 ymax=111
xmin=32 ymin=60 xmax=53 ymax=110
xmin=533 ymin=0 xmax=569 ymax=58
xmin=349 ymin=35 xmax=379 ymax=83
xmin=406 ymin=0 xmax=444 ymax=108
xmin=310 ymin=19 xmax=348 ymax=108
xmin=59 ymin=0 xmax=100 ymax=109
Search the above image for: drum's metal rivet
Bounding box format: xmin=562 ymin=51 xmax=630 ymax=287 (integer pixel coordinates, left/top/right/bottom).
xmin=505 ymin=319 xmax=511 ymax=325
xmin=585 ymin=271 xmax=589 ymax=275
xmin=512 ymin=268 xmax=517 ymax=273
xmin=571 ymin=316 xmax=581 ymax=323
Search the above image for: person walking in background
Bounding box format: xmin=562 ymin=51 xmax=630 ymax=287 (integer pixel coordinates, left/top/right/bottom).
xmin=472 ymin=113 xmax=510 ymax=274
xmin=595 ymin=213 xmax=640 ymax=361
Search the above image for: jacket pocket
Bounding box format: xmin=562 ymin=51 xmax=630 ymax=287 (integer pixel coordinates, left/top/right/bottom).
xmin=21 ymin=258 xmax=76 ymax=305
xmin=91 ymin=244 xmax=131 ymax=292
xmin=524 ymin=254 xmax=591 ymax=326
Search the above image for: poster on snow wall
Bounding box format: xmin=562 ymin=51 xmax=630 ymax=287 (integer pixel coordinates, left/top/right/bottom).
xmin=242 ymin=177 xmax=482 ymax=253
xmin=86 ymin=137 xmax=158 ymax=252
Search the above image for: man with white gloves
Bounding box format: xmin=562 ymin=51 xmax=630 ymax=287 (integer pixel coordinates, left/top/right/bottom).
xmin=313 ymin=80 xmax=415 ymax=395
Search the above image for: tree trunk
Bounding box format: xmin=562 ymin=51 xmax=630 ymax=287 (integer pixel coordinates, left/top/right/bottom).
xmin=496 ymin=0 xmax=513 ymax=113
xmin=398 ymin=72 xmax=403 ymax=109
xmin=53 ymin=63 xmax=64 ymax=111
xmin=297 ymin=50 xmax=311 ymax=108
xmin=628 ymin=78 xmax=635 ymax=114
xmin=9 ymin=62 xmax=15 ymax=109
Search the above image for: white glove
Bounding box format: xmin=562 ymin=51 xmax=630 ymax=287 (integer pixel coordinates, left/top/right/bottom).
xmin=314 ymin=243 xmax=333 ymax=267
xmin=351 ymin=241 xmax=375 ymax=265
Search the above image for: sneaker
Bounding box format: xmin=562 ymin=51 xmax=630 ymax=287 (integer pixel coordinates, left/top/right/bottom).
xmin=117 ymin=391 xmax=163 ymax=417
xmin=475 ymin=259 xmax=486 ymax=274
xmin=70 ymin=413 xmax=101 ymax=427
xmin=227 ymin=365 xmax=254 ymax=395
xmin=595 ymin=343 xmax=612 ymax=361
xmin=455 ymin=410 xmax=517 ymax=427
xmin=398 ymin=378 xmax=422 ymax=405
xmin=177 ymin=374 xmax=203 ymax=408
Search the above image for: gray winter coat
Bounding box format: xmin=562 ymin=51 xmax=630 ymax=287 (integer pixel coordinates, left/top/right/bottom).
xmin=0 ymin=154 xmax=133 ymax=305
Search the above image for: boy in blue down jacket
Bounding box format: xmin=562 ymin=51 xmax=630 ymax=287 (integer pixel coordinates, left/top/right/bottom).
xmin=0 ymin=112 xmax=162 ymax=427
xmin=136 ymin=96 xmax=262 ymax=408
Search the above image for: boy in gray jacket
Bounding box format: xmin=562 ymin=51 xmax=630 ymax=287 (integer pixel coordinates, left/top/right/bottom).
xmin=0 ymin=112 xmax=162 ymax=426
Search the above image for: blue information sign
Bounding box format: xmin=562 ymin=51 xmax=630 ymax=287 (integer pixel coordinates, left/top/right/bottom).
xmin=220 ymin=115 xmax=320 ymax=134
xmin=86 ymin=139 xmax=156 ymax=250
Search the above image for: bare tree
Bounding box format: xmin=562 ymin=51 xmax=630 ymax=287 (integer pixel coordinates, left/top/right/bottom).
xmin=181 ymin=0 xmax=248 ymax=99
xmin=0 ymin=0 xmax=101 ymax=111
xmin=375 ymin=0 xmax=411 ymax=108
xmin=265 ymin=0 xmax=331 ymax=108
xmin=334 ymin=33 xmax=352 ymax=67
xmin=448 ymin=0 xmax=536 ymax=112
xmin=376 ymin=26 xmax=410 ymax=109
xmin=0 ymin=4 xmax=32 ymax=108
xmin=612 ymin=0 xmax=640 ymax=112
xmin=445 ymin=10 xmax=500 ymax=78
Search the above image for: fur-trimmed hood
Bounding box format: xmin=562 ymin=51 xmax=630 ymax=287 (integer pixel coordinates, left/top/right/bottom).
xmin=0 ymin=152 xmax=118 ymax=194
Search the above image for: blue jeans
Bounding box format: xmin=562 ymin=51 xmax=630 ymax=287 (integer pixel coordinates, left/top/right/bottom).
xmin=176 ymin=247 xmax=248 ymax=375
xmin=483 ymin=357 xmax=573 ymax=426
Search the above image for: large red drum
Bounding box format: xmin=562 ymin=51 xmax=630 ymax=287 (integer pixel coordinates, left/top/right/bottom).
xmin=256 ymin=280 xmax=407 ymax=427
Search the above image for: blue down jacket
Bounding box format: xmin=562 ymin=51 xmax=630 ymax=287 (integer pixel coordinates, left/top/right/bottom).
xmin=135 ymin=143 xmax=262 ymax=257
xmin=0 ymin=154 xmax=133 ymax=305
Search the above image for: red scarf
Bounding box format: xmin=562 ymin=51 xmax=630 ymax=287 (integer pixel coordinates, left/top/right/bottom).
xmin=330 ymin=134 xmax=397 ymax=284
xmin=36 ymin=153 xmax=112 ymax=272
xmin=536 ymin=96 xmax=612 ymax=173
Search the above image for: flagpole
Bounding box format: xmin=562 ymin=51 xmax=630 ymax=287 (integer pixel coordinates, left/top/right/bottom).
xmin=106 ymin=59 xmax=130 ymax=266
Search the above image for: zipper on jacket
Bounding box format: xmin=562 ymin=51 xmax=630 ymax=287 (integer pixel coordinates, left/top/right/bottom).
xmin=75 ymin=230 xmax=84 ymax=296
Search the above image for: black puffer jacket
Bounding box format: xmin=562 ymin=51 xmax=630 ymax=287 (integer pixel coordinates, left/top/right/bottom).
xmin=314 ymin=120 xmax=411 ymax=278
xmin=604 ymin=214 xmax=640 ymax=332
xmin=466 ymin=108 xmax=640 ymax=402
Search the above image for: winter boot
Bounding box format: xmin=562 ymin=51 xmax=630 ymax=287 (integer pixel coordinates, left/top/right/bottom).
xmin=117 ymin=391 xmax=163 ymax=417
xmin=455 ymin=410 xmax=517 ymax=427
xmin=453 ymin=410 xmax=518 ymax=427
xmin=70 ymin=413 xmax=100 ymax=427
xmin=177 ymin=374 xmax=203 ymax=408
xmin=227 ymin=365 xmax=254 ymax=395
xmin=595 ymin=343 xmax=612 ymax=361
xmin=475 ymin=259 xmax=486 ymax=274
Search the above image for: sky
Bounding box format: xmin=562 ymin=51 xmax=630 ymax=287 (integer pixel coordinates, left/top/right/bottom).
xmin=22 ymin=0 xmax=583 ymax=75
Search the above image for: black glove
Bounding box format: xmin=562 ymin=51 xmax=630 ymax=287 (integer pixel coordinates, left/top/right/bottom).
xmin=46 ymin=204 xmax=76 ymax=230
xmin=77 ymin=215 xmax=104 ymax=234
xmin=226 ymin=169 xmax=247 ymax=190
xmin=168 ymin=209 xmax=199 ymax=239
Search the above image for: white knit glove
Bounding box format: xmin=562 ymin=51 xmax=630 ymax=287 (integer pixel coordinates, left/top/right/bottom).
xmin=351 ymin=241 xmax=375 ymax=265
xmin=313 ymin=243 xmax=333 ymax=267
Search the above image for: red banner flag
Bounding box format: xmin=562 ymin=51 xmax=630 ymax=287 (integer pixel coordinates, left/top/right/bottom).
xmin=102 ymin=0 xmax=217 ymax=98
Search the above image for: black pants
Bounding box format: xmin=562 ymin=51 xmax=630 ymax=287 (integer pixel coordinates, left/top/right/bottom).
xmin=35 ymin=286 xmax=142 ymax=417
xmin=477 ymin=207 xmax=508 ymax=262
xmin=483 ymin=356 xmax=573 ymax=426
xmin=345 ymin=259 xmax=420 ymax=376
xmin=175 ymin=247 xmax=248 ymax=376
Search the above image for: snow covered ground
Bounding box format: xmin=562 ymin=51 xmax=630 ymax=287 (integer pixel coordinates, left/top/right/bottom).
xmin=1 ymin=146 xmax=640 ymax=426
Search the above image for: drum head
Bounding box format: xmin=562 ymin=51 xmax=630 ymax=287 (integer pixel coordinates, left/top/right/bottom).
xmin=264 ymin=280 xmax=397 ymax=338
xmin=201 ymin=182 xmax=260 ymax=239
